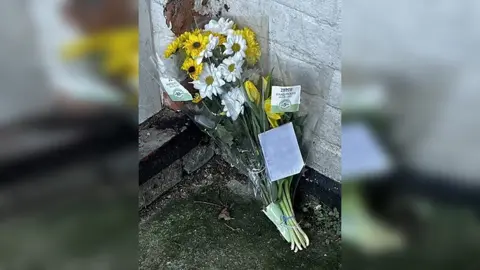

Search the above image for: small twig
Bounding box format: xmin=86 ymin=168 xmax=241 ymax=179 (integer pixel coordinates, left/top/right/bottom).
xmin=171 ymin=241 xmax=182 ymax=248
xmin=194 ymin=201 xmax=222 ymax=208
xmin=223 ymin=223 xmax=240 ymax=232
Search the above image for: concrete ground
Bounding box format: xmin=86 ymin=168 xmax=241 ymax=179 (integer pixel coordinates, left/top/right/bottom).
xmin=139 ymin=156 xmax=341 ymax=270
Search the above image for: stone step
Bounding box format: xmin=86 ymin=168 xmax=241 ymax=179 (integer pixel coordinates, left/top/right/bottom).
xmin=138 ymin=109 xmax=341 ymax=211
xmin=138 ymin=109 xmax=206 ymax=186
xmin=139 ymin=143 xmax=216 ymax=209
xmin=0 ymin=110 xmax=136 ymax=184
xmin=139 ymin=109 xmax=217 ymax=208
xmin=297 ymin=168 xmax=341 ymax=213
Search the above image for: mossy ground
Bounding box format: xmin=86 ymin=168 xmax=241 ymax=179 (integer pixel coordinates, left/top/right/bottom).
xmin=139 ymin=157 xmax=341 ymax=270
xmin=0 ymin=194 xmax=138 ymax=269
xmin=342 ymin=198 xmax=480 ymax=270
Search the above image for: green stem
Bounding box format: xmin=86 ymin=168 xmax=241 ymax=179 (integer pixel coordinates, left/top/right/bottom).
xmin=277 ymin=179 xmax=284 ymax=202
xmin=284 ymin=176 xmax=295 ymax=213
xmin=283 ymin=176 xmax=309 ymax=248
xmin=281 ymin=192 xmax=307 ymax=249
xmin=241 ymin=113 xmax=259 ymax=153
xmin=259 ymin=181 xmax=271 ymax=204
xmin=279 ymin=198 xmax=299 ymax=246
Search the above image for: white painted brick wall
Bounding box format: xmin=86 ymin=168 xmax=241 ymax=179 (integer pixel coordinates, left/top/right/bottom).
xmin=139 ymin=0 xmax=163 ymax=123
xmin=342 ymin=0 xmax=480 ymax=181
xmin=222 ymin=0 xmax=342 ymax=181
xmin=147 ymin=0 xmax=342 ymax=181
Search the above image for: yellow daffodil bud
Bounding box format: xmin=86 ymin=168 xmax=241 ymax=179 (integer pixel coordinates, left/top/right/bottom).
xmin=264 ymin=98 xmax=283 ymax=128
xmin=244 ymin=80 xmax=260 ymax=104
xmin=262 ymin=75 xmax=271 ymax=98
xmin=192 ymin=93 xmax=202 ymax=103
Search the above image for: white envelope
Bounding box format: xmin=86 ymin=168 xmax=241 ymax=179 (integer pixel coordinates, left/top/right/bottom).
xmin=342 ymin=122 xmax=393 ymax=181
xmin=259 ymin=122 xmax=305 ymax=182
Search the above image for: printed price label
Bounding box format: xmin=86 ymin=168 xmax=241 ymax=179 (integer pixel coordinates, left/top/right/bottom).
xmin=160 ymin=77 xmax=192 ymax=102
xmin=271 ymin=85 xmax=301 ymax=113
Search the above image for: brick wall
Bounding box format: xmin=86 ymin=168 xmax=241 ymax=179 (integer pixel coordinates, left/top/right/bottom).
xmin=139 ymin=0 xmax=163 ymax=123
xmin=148 ymin=0 xmax=342 ymax=181
xmin=342 ymin=0 xmax=480 ymax=181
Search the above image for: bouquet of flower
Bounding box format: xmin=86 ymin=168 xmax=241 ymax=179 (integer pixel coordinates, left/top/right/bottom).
xmin=61 ymin=0 xmax=138 ymax=107
xmin=160 ymin=17 xmax=309 ymax=252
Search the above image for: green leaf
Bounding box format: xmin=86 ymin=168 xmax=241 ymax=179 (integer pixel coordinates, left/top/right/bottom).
xmin=262 ymin=73 xmax=272 ymax=100
xmin=251 ymin=115 xmax=259 ymax=137
xmin=270 ymin=182 xmax=278 ymax=203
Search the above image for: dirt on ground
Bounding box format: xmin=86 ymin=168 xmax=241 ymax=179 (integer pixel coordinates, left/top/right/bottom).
xmin=139 ymin=156 xmax=341 ymax=270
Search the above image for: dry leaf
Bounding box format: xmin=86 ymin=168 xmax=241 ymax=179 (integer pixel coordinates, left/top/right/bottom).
xmin=218 ymin=207 xmax=233 ymax=221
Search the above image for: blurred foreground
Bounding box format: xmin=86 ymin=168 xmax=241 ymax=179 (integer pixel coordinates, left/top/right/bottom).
xmin=2 ymin=0 xmax=480 ymax=268
xmin=0 ymin=0 xmax=138 ymax=269
xmin=342 ymin=0 xmax=480 ymax=268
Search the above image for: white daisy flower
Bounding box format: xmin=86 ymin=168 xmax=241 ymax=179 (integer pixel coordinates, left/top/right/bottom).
xmin=223 ymin=33 xmax=247 ymax=59
xmin=220 ymin=54 xmax=244 ymax=82
xmin=221 ymin=86 xmax=246 ymax=121
xmin=204 ymin=17 xmax=234 ymax=35
xmin=195 ymin=34 xmax=219 ymax=65
xmin=191 ymin=63 xmax=225 ymax=99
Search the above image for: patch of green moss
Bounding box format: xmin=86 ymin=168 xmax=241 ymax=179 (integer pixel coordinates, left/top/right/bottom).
xmin=0 ymin=196 xmax=137 ymax=269
xmin=139 ymin=185 xmax=341 ymax=270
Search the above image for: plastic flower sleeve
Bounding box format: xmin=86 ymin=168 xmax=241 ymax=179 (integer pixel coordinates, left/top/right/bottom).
xmin=270 ymin=50 xmax=329 ymax=156
xmin=149 ymin=15 xmax=310 ymax=251
xmin=264 ymin=52 xmax=311 ymax=199
xmin=168 ymin=15 xmax=272 ymax=200
xmin=149 ymin=1 xmax=186 ymax=83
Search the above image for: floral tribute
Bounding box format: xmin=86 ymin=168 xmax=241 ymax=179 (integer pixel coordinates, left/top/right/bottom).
xmin=163 ymin=17 xmax=309 ymax=252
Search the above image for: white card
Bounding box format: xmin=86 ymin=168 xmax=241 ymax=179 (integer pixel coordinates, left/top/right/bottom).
xmin=258 ymin=122 xmax=304 ymax=182
xmin=160 ymin=77 xmax=192 ymax=101
xmin=342 ymin=122 xmax=392 ymax=181
xmin=270 ymin=85 xmax=301 ymax=113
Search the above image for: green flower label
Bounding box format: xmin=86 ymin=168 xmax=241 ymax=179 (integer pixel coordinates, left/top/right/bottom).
xmin=271 ymin=85 xmax=301 ymax=113
xmin=160 ymin=77 xmax=193 ymax=102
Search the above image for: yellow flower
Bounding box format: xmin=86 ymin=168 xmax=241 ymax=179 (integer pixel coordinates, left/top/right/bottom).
xmin=229 ymin=28 xmax=260 ymax=65
xmin=183 ymin=33 xmax=208 ymax=57
xmin=181 ymin=58 xmax=203 ymax=80
xmin=244 ymin=80 xmax=260 ymax=104
xmin=264 ymin=99 xmax=283 ymax=128
xmin=239 ymin=27 xmax=261 ymax=65
xmin=216 ymin=33 xmax=227 ymax=45
xmin=203 ymin=31 xmax=227 ymax=45
xmin=164 ymin=38 xmax=181 ymax=58
xmin=61 ymin=27 xmax=139 ymax=104
xmin=242 ymin=27 xmax=257 ymax=44
xmin=178 ymin=32 xmax=191 ymax=43
xmin=191 ymin=28 xmax=202 ymax=36
xmin=192 ymin=93 xmax=202 ymax=103
xmin=246 ymin=43 xmax=261 ymax=66
xmin=63 ymin=27 xmax=138 ymax=79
